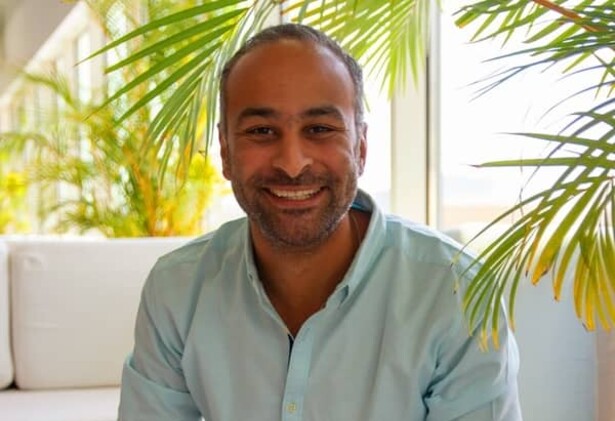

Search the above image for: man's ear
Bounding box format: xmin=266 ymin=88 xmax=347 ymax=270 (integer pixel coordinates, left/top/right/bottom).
xmin=357 ymin=122 xmax=367 ymax=176
xmin=218 ymin=123 xmax=231 ymax=180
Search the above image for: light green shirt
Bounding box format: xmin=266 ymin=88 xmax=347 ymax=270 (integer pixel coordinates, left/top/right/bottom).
xmin=119 ymin=190 xmax=521 ymax=421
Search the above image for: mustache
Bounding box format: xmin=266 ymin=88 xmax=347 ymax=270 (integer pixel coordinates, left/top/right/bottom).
xmin=250 ymin=168 xmax=331 ymax=186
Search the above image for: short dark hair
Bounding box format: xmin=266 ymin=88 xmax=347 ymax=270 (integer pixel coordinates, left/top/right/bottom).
xmin=219 ymin=23 xmax=364 ymax=132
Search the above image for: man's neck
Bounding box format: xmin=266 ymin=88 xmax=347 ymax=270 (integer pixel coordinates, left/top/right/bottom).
xmin=251 ymin=209 xmax=368 ymax=336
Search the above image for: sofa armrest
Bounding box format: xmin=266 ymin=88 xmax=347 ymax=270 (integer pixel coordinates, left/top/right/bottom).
xmin=9 ymin=237 xmax=188 ymax=390
xmin=0 ymin=241 xmax=13 ymax=389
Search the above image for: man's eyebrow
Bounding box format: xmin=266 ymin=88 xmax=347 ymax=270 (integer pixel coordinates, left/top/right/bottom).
xmin=236 ymin=105 xmax=345 ymax=125
xmin=301 ymin=106 xmax=345 ymax=121
xmin=236 ymin=107 xmax=279 ymax=124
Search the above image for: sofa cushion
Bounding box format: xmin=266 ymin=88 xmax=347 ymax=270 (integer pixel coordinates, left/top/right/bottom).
xmin=0 ymin=386 xmax=120 ymax=421
xmin=10 ymin=238 xmax=187 ymax=390
xmin=0 ymin=242 xmax=13 ymax=389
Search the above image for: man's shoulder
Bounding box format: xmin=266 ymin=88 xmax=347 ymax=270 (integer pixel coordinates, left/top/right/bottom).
xmin=376 ymin=215 xmax=481 ymax=288
xmin=134 ymin=218 xmax=248 ymax=339
xmin=147 ymin=217 xmax=247 ymax=285
xmin=381 ymin=214 xmax=470 ymax=262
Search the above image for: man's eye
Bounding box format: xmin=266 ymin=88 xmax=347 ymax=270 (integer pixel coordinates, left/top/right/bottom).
xmin=246 ymin=126 xmax=275 ymax=136
xmin=306 ymin=125 xmax=334 ymax=135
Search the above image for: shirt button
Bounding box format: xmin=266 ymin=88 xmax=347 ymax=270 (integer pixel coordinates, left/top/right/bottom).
xmin=287 ymin=402 xmax=298 ymax=413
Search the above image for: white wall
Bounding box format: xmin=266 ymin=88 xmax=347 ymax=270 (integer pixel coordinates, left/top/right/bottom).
xmin=0 ymin=0 xmax=75 ymax=91
xmin=597 ymin=329 xmax=614 ymax=420
xmin=514 ymin=276 xmax=597 ymax=421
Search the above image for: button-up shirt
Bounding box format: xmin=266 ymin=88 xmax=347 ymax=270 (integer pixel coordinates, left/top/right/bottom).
xmin=119 ymin=190 xmax=521 ymax=420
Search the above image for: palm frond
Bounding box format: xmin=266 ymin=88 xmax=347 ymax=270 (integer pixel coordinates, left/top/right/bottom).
xmin=285 ymin=0 xmax=429 ymax=95
xmin=461 ymin=108 xmax=614 ymax=347
xmin=446 ymin=0 xmax=615 ymax=347
xmin=457 ymin=1 xmax=614 ymax=101
xmin=4 ymin=57 xmax=223 ymax=237
xmin=86 ymin=0 xmax=277 ymax=178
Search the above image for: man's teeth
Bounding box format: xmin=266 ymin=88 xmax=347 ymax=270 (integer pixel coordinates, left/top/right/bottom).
xmin=271 ymin=188 xmax=320 ymax=200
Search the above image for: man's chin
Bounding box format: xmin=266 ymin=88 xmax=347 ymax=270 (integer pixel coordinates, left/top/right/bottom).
xmin=259 ymin=214 xmax=343 ymax=250
xmin=262 ymin=227 xmax=323 ymax=249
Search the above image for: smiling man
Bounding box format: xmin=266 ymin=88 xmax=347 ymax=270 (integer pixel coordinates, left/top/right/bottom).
xmin=118 ymin=24 xmax=522 ymax=421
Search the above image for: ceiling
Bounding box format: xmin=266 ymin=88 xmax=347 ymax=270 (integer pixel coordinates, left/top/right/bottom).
xmin=0 ymin=0 xmax=24 ymax=90
xmin=0 ymin=0 xmax=20 ymax=32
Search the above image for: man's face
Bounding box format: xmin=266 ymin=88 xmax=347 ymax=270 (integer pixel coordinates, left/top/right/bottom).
xmin=219 ymin=39 xmax=367 ymax=250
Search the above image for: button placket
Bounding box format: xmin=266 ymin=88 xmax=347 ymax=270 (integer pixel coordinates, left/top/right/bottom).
xmin=281 ymin=319 xmax=317 ymax=420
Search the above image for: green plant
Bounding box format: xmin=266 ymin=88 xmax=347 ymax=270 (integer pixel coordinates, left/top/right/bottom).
xmin=0 ymin=164 xmax=30 ymax=234
xmin=89 ymin=0 xmax=613 ymax=343
xmin=0 ymin=0 xmax=225 ymax=237
xmin=453 ymin=0 xmax=614 ymax=347
xmin=0 ymin=70 xmax=223 ymax=237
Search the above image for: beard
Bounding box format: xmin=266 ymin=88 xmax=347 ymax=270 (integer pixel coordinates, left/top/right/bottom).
xmin=230 ymin=166 xmax=359 ymax=251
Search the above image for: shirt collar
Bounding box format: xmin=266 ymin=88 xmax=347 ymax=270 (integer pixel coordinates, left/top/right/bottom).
xmin=342 ymin=189 xmax=387 ymax=300
xmin=242 ymin=189 xmax=388 ymax=305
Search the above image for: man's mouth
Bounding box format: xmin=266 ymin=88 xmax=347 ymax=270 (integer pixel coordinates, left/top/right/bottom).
xmin=268 ymin=187 xmax=323 ymax=201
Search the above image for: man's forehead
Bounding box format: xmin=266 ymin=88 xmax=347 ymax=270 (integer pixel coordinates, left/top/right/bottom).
xmin=240 ymin=38 xmax=319 ymax=58
xmin=221 ymin=37 xmax=358 ymax=131
xmin=229 ymin=38 xmax=344 ymax=78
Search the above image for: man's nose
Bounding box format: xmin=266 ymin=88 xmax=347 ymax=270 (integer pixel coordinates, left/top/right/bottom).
xmin=272 ymin=135 xmax=313 ymax=178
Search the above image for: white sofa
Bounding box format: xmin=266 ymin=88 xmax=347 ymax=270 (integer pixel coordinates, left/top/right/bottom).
xmin=0 ymin=237 xmax=188 ymax=421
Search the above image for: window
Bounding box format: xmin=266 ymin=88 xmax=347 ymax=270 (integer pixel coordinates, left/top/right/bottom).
xmin=360 ymin=77 xmax=392 ymax=212
xmin=434 ymin=8 xmax=604 ymax=238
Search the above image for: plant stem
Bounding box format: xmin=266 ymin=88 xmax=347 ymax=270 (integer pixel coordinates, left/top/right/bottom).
xmin=530 ymin=0 xmax=599 ymax=32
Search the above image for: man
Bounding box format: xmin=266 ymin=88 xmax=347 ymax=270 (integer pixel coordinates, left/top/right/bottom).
xmin=119 ymin=24 xmax=522 ymax=420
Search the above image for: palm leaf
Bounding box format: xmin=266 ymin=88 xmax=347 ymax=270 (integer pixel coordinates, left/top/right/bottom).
xmin=285 ymin=0 xmax=429 ymax=95
xmin=457 ymin=1 xmax=614 ymax=100
xmin=87 ymin=0 xmax=276 ymax=178
xmin=83 ymin=0 xmax=247 ymax=61
xmin=461 ymin=111 xmax=614 ymax=346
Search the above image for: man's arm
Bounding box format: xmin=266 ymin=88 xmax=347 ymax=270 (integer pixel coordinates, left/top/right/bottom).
xmin=423 ymin=304 xmax=523 ymax=421
xmin=118 ymin=271 xmax=201 ymax=421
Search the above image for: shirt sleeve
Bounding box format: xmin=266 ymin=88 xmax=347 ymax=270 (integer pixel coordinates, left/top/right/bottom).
xmin=118 ymin=270 xmax=201 ymax=421
xmin=423 ymin=303 xmax=523 ymax=421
